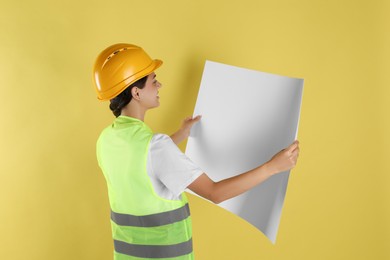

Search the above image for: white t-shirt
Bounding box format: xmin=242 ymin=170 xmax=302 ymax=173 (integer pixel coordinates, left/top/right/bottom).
xmin=146 ymin=134 xmax=204 ymax=200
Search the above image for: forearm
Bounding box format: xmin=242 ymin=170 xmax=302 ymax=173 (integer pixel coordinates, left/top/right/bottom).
xmin=170 ymin=130 xmax=187 ymax=145
xmin=210 ymin=162 xmax=276 ymax=204
xmin=189 ymin=141 xmax=299 ymax=204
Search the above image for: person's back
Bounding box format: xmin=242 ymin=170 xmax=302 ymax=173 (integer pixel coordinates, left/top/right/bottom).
xmin=97 ymin=116 xmax=194 ymax=259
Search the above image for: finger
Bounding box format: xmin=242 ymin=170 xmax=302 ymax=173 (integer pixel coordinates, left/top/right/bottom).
xmin=291 ymin=145 xmax=299 ymax=154
xmin=291 ymin=149 xmax=299 ymax=158
xmin=186 ymin=115 xmax=200 ymax=121
xmin=287 ymin=142 xmax=299 ymax=152
xmin=183 ymin=118 xmax=198 ymax=128
xmin=189 ymin=115 xmax=202 ymax=123
xmin=193 ymin=115 xmax=202 ymax=121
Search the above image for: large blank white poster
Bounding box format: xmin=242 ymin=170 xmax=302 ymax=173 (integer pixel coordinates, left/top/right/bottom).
xmin=186 ymin=60 xmax=303 ymax=243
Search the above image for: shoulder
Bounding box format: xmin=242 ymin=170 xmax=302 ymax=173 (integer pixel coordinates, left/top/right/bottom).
xmin=150 ymin=133 xmax=175 ymax=147
xmin=151 ymin=133 xmax=171 ymax=141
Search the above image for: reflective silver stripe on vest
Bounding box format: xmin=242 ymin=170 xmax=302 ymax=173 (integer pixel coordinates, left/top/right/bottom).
xmin=114 ymin=238 xmax=193 ymax=258
xmin=111 ymin=203 xmax=190 ymax=227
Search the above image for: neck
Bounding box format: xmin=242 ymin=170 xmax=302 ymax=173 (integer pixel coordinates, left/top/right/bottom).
xmin=120 ymin=100 xmax=146 ymax=122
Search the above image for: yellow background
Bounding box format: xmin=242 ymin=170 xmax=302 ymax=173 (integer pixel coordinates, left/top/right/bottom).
xmin=1 ymin=0 xmax=389 ymax=259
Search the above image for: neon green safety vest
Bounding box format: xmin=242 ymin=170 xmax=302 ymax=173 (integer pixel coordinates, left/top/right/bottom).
xmin=97 ymin=116 xmax=194 ymax=260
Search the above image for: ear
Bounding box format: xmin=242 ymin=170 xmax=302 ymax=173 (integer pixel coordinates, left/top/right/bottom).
xmin=131 ymin=87 xmax=141 ymax=100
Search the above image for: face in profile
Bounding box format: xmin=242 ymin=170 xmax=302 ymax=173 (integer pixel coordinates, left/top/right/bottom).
xmin=136 ymin=72 xmax=162 ymax=109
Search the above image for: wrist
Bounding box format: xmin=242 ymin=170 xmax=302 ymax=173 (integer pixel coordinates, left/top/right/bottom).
xmin=179 ymin=127 xmax=190 ymax=138
xmin=263 ymin=161 xmax=277 ymax=177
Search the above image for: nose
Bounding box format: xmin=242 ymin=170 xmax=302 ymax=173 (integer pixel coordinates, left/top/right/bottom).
xmin=157 ymin=81 xmax=162 ymax=89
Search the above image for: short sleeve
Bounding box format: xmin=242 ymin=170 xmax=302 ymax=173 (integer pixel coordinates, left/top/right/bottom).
xmin=148 ymin=134 xmax=203 ymax=199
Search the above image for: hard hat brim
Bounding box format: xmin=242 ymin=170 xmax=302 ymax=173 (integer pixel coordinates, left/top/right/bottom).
xmin=97 ymin=59 xmax=163 ymax=101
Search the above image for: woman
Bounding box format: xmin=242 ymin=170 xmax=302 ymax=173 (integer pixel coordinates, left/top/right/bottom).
xmin=93 ymin=43 xmax=299 ymax=260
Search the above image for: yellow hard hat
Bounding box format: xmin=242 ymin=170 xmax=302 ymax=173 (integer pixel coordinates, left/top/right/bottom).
xmin=93 ymin=43 xmax=163 ymax=100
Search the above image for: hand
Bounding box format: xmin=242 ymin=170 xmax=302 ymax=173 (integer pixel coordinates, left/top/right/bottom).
xmin=179 ymin=115 xmax=202 ymax=139
xmin=266 ymin=140 xmax=300 ymax=175
xmin=170 ymin=115 xmax=202 ymax=145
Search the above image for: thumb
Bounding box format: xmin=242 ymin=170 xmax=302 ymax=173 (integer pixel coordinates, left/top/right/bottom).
xmin=193 ymin=115 xmax=202 ymax=122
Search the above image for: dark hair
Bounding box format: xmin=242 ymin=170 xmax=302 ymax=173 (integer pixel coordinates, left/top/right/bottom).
xmin=109 ymin=76 xmax=148 ymax=117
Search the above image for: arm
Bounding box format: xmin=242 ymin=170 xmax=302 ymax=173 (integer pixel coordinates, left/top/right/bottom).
xmin=188 ymin=141 xmax=300 ymax=204
xmin=170 ymin=115 xmax=202 ymax=145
